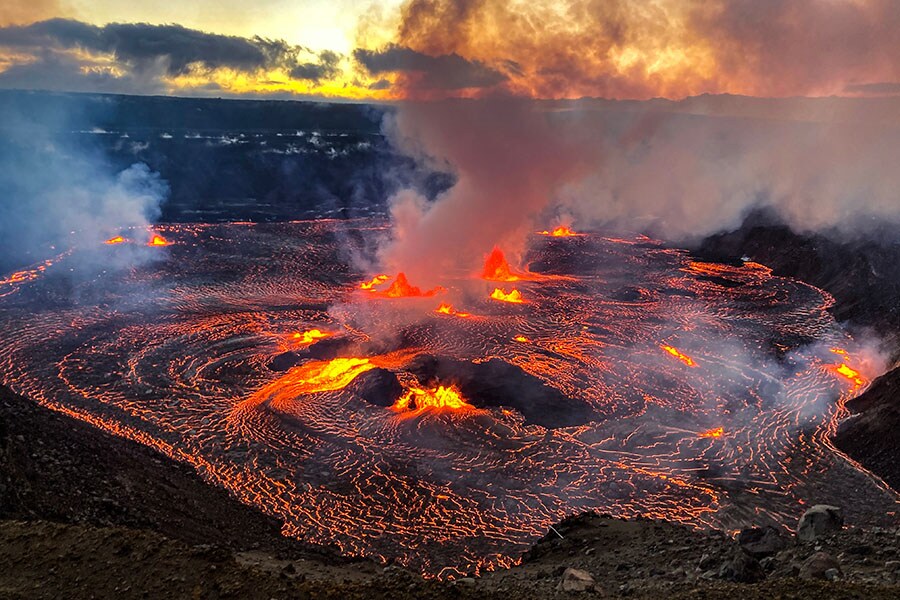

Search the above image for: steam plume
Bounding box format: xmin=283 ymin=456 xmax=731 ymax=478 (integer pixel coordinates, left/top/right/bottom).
xmin=0 ymin=101 xmax=168 ymax=274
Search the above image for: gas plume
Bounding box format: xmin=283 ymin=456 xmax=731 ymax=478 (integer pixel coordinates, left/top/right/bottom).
xmin=0 ymin=102 xmax=168 ymax=275
xmin=376 ymin=95 xmax=900 ymax=285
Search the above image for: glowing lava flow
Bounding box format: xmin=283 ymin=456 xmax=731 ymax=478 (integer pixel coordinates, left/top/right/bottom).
xmin=289 ymin=357 xmax=375 ymax=392
xmin=832 ymin=363 xmax=866 ymax=387
xmin=490 ymin=288 xmax=524 ymax=303
xmin=147 ymin=233 xmax=170 ymax=246
xmin=435 ymin=303 xmax=470 ymax=318
xmin=539 ymin=226 xmax=580 ymax=237
xmin=291 ymin=329 xmax=331 ymax=345
xmin=660 ymin=345 xmax=697 ymax=367
xmin=105 ymin=236 xmax=126 ymax=245
xmin=359 ymin=274 xmax=390 ymax=290
xmin=392 ymin=385 xmax=475 ymax=414
xmin=365 ymin=273 xmax=442 ymax=298
xmin=828 ymin=348 xmax=867 ymax=386
xmin=4 ymin=220 xmax=898 ymax=579
xmin=699 ymin=427 xmax=725 ymax=438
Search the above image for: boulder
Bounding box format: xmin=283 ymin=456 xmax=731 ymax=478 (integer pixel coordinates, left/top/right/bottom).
xmin=799 ymin=552 xmax=841 ymax=581
xmin=557 ymin=567 xmax=598 ymax=592
xmin=718 ymin=550 xmax=765 ymax=583
xmin=796 ymin=505 xmax=844 ymax=542
xmin=346 ymin=368 xmax=403 ymax=407
xmin=268 ymin=351 xmax=301 ymax=372
xmin=737 ymin=526 xmax=789 ymax=558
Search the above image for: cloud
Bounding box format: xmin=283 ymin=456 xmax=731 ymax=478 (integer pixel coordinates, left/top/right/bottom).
xmin=0 ymin=0 xmax=59 ymax=28
xmin=0 ymin=18 xmax=349 ymax=94
xmin=0 ymin=50 xmax=167 ymax=94
xmin=290 ymin=50 xmax=341 ymax=82
xmin=355 ymin=44 xmax=507 ymax=90
xmin=370 ymin=0 xmax=900 ymax=99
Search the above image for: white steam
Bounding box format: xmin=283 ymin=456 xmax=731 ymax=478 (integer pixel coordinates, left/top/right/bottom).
xmin=0 ymin=105 xmax=168 ymax=274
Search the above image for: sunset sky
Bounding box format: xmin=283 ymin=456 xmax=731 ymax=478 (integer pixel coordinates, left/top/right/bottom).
xmin=1 ymin=0 xmax=898 ymax=102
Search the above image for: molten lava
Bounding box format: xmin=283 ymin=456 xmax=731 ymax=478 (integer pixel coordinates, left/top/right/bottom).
xmin=392 ymin=385 xmax=473 ymax=413
xmin=513 ymin=335 xmax=530 ymax=343
xmin=104 ymin=236 xmax=126 ymax=245
xmin=832 ymin=363 xmax=866 ymax=387
xmin=364 ymin=273 xmax=442 ymax=298
xmin=699 ymin=427 xmax=725 ymax=438
xmin=291 ymin=329 xmax=330 ymax=345
xmin=385 ymin=273 xmax=440 ymax=298
xmin=435 ymin=303 xmax=470 ymax=318
xmin=482 ymin=247 xmax=519 ymax=282
xmin=286 ymin=357 xmax=376 ymax=394
xmin=539 ymin=226 xmax=579 ymax=237
xmin=490 ymin=288 xmax=524 ymax=303
xmin=147 ymin=233 xmax=170 ymax=246
xmin=661 ymin=345 xmax=696 ymax=367
xmin=359 ymin=274 xmax=390 ymax=290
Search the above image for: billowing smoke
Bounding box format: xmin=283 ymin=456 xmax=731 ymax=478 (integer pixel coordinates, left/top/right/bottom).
xmin=375 ymin=96 xmax=900 ymax=284
xmin=560 ymin=99 xmax=900 ymax=242
xmin=377 ymin=100 xmax=601 ymax=283
xmin=0 ymin=101 xmax=168 ymax=275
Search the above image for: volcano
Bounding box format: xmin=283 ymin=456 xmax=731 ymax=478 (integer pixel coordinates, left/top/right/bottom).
xmin=0 ymin=219 xmax=893 ymax=578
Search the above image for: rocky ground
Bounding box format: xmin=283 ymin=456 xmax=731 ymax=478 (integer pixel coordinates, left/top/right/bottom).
xmin=834 ymin=366 xmax=900 ymax=490
xmin=4 ymin=385 xmax=900 ymax=598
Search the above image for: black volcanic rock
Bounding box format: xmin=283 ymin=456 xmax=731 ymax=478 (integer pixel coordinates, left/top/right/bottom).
xmin=406 ymin=355 xmax=596 ymax=428
xmin=269 ymin=351 xmax=302 ymax=371
xmin=695 ymin=209 xmax=900 ymax=337
xmin=737 ymin=526 xmax=788 ymax=558
xmin=0 ymin=385 xmax=304 ymax=554
xmin=268 ymin=337 xmax=357 ymax=371
xmin=305 ymin=337 xmax=355 ymax=360
xmin=834 ymin=366 xmax=900 ymax=490
xmin=346 ymin=368 xmax=403 ymax=407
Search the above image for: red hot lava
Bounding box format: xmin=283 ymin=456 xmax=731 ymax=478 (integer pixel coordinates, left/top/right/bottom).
xmin=147 ymin=233 xmax=170 ymax=247
xmin=435 ymin=303 xmax=471 ymax=318
xmin=538 ymin=225 xmax=581 ymax=237
xmin=365 ymin=272 xmax=443 ymax=298
xmin=482 ymin=246 xmax=520 ymax=282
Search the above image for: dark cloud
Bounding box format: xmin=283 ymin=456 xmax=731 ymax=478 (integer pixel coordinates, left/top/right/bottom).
xmin=354 ymin=44 xmax=506 ymax=90
xmin=368 ymin=78 xmax=392 ymax=90
xmin=290 ymin=50 xmax=341 ymax=82
xmin=0 ymin=51 xmax=166 ymax=95
xmin=0 ymin=18 xmax=345 ymax=90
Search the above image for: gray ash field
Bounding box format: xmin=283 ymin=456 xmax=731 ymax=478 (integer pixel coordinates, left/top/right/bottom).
xmin=0 ymin=219 xmax=895 ymax=577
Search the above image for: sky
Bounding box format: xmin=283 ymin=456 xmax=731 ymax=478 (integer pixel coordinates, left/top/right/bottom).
xmin=0 ymin=0 xmax=899 ymax=101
